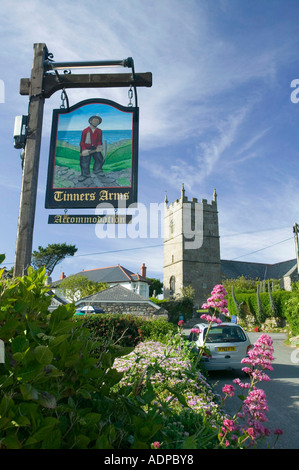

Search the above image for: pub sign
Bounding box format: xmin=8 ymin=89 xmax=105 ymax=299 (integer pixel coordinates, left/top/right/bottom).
xmin=45 ymin=98 xmax=139 ymax=209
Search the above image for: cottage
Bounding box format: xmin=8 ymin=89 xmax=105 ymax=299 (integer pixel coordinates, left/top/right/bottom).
xmin=75 ymin=284 xmax=168 ymax=319
xmin=51 ymin=263 xmax=150 ymax=302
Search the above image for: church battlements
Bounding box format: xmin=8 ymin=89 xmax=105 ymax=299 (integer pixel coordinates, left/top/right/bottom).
xmin=164 ymin=185 xmax=217 ymax=212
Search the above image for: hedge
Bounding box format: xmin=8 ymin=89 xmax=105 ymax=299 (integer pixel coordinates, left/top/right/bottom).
xmin=284 ymin=287 xmax=299 ymax=336
xmin=76 ymin=313 xmax=178 ymax=348
xmin=227 ymin=290 xmax=292 ymax=325
xmin=149 ymin=297 xmax=194 ymax=324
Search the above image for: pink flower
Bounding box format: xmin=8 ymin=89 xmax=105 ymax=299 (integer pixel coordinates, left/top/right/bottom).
xmin=273 ymin=428 xmax=283 ymax=436
xmin=222 ymin=384 xmax=235 ymax=397
xmin=243 ymin=389 xmax=269 ymax=422
xmin=241 ymin=334 xmax=274 ymax=381
xmin=201 ymin=284 xmax=229 ymax=316
xmin=246 ymin=427 xmax=256 ymax=439
xmin=212 ymin=317 xmax=222 ymax=324
xmin=190 ymin=328 xmax=200 ymax=334
xmin=222 ymin=418 xmax=236 ymax=432
xmin=152 ymin=441 xmax=160 ymax=449
xmin=200 ymin=314 xmax=222 ymax=324
xmin=233 ymin=378 xmax=250 ymax=388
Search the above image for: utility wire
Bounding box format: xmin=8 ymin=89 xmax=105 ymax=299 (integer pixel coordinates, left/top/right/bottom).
xmin=0 ymin=235 xmax=294 ymax=266
xmin=230 ymin=237 xmax=293 ymax=261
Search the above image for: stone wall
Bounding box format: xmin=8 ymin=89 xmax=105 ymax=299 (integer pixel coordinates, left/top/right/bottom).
xmin=239 ymin=315 xmax=286 ymax=330
xmin=89 ymin=301 xmax=168 ymax=320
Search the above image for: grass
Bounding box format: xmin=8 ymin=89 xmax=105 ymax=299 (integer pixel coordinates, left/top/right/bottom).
xmin=54 ymin=139 xmax=132 ymax=173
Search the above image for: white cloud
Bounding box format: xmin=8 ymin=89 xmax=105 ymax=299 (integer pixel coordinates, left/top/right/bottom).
xmin=143 ymin=104 xmax=250 ymax=192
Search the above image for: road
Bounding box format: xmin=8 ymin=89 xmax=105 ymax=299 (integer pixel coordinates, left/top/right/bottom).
xmin=184 ymin=326 xmax=299 ymax=449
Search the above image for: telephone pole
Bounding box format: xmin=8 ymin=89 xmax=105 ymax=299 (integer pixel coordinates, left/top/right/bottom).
xmin=14 ymin=43 xmax=47 ymax=277
xmin=293 ymin=223 xmax=299 ymax=274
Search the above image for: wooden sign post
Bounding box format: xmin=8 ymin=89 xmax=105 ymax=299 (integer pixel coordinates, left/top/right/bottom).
xmin=14 ymin=43 xmax=47 ymax=277
xmin=13 ymin=43 xmax=152 ymax=277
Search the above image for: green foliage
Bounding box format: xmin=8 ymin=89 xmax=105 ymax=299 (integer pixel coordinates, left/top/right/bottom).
xmin=31 ymin=243 xmax=77 ymax=275
xmin=227 ymin=290 xmax=292 ymax=325
xmin=284 ymin=282 xmax=299 ymax=336
xmin=0 ymin=260 xmax=281 ymax=449
xmin=222 ymin=276 xmax=258 ymax=294
xmin=59 ymin=274 xmax=107 ymax=302
xmin=55 ymin=140 xmax=132 ymax=174
xmin=179 ymin=285 xmax=195 ymax=302
xmin=103 ymin=142 xmax=132 ymax=172
xmin=55 ymin=141 xmax=81 ymax=172
xmin=78 ymin=314 xmax=144 ymax=348
xmin=223 ymin=276 xmax=281 ymax=295
xmin=147 ymin=278 xmax=163 ymax=297
xmin=138 ymin=318 xmax=177 ymax=343
xmin=112 ymin=334 xmax=222 ymax=449
xmin=0 ymin=264 xmax=166 ymax=449
xmin=151 ymin=286 xmax=194 ymax=323
xmin=78 ymin=314 xmax=177 ymax=348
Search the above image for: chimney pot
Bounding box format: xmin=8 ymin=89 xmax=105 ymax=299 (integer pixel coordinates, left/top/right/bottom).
xmin=140 ymin=263 xmax=147 ymax=278
xmin=60 ymin=272 xmax=66 ymax=280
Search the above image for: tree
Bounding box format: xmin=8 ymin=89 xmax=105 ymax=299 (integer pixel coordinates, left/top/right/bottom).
xmin=179 ymin=284 xmax=195 ymax=303
xmin=58 ymin=274 xmax=107 ymax=302
xmin=222 ymin=276 xmax=257 ymax=294
xmin=147 ymin=278 xmax=163 ymax=297
xmin=31 ymin=243 xmax=77 ymax=275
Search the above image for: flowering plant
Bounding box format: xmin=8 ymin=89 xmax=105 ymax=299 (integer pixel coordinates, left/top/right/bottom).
xmin=220 ymin=333 xmax=283 ymax=447
xmin=191 ymin=285 xmax=229 ymax=363
xmin=201 ymin=284 xmax=229 ymax=322
xmin=190 ymin=328 xmax=200 ymax=335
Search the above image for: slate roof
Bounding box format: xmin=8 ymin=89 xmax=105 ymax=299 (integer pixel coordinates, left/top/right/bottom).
xmin=221 ymin=259 xmax=297 ymax=280
xmin=52 ymin=265 xmax=149 ymax=286
xmin=283 ymin=263 xmax=299 ymax=278
xmin=46 ymin=290 xmax=68 ymax=312
xmin=75 ymin=284 xmax=158 ymax=306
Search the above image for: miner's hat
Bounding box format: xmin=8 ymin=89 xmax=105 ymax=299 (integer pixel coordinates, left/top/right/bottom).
xmin=89 ymin=115 xmax=102 ymax=124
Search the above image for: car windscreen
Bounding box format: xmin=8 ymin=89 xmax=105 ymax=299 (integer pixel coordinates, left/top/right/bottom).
xmin=204 ymin=325 xmax=247 ymax=343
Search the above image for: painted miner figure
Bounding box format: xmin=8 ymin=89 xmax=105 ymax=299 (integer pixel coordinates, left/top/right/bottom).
xmin=79 ymin=115 xmax=105 ymax=182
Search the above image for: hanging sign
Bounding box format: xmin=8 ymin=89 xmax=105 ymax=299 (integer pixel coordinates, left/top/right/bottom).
xmin=48 ymin=214 xmax=132 ymax=224
xmin=45 ymin=98 xmax=138 ymax=209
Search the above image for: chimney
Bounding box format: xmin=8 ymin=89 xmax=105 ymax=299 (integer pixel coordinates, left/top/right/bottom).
xmin=45 ymin=271 xmax=52 ymax=285
xmin=60 ymin=272 xmax=66 ymax=280
xmin=140 ymin=263 xmax=147 ymax=278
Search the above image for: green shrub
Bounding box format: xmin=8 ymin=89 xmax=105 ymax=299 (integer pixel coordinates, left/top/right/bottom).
xmin=150 ymin=298 xmax=193 ymax=324
xmin=78 ymin=314 xmax=144 ymax=348
xmin=227 ymin=290 xmax=292 ymax=325
xmin=284 ymin=283 xmax=299 ymax=336
xmin=78 ymin=314 xmax=177 ymax=348
xmin=138 ymin=318 xmax=177 ymax=342
xmin=0 ymin=263 xmax=165 ymax=449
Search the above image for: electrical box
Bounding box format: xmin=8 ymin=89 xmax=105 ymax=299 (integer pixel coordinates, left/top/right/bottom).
xmin=13 ymin=115 xmax=28 ymax=149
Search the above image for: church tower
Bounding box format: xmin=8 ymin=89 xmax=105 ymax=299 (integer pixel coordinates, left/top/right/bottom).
xmin=163 ymin=185 xmax=221 ymax=308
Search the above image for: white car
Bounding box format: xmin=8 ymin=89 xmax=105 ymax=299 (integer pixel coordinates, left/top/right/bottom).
xmin=189 ymin=322 xmax=252 ymax=371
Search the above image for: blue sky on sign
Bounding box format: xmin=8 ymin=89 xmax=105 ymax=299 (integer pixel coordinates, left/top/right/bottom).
xmin=1 ymin=0 xmax=299 ymax=284
xmin=58 ymin=103 xmax=134 ymax=131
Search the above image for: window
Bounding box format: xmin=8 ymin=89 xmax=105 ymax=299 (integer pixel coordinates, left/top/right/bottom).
xmin=170 ymin=219 xmax=174 ymax=235
xmin=169 ymin=276 xmax=175 ymax=295
xmin=204 ymin=325 xmax=247 ymax=343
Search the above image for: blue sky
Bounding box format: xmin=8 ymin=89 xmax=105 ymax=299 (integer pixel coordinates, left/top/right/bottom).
xmin=58 ymin=103 xmax=134 ymax=131
xmin=1 ymin=0 xmax=299 ymax=283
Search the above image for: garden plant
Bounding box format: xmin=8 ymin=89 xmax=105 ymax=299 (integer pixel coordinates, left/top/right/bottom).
xmin=0 ymin=262 xmax=282 ymax=449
